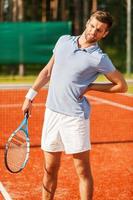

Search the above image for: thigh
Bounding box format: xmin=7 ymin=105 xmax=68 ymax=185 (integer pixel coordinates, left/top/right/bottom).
xmin=73 ymin=151 xmax=92 ymax=177
xmin=44 ymin=151 xmax=62 ymax=173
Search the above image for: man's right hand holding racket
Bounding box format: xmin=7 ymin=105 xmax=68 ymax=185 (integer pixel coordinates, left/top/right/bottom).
xmin=22 ymin=90 xmax=36 ymax=116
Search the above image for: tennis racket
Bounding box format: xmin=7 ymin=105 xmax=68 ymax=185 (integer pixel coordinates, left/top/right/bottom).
xmin=4 ymin=113 xmax=30 ymax=173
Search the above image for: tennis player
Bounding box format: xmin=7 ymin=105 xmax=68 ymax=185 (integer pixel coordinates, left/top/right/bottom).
xmin=22 ymin=11 xmax=127 ymax=200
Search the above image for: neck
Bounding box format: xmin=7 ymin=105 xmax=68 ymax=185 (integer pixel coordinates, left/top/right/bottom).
xmin=78 ymin=33 xmax=96 ymax=48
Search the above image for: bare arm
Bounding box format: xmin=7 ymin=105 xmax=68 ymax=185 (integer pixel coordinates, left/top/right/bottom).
xmin=22 ymin=55 xmax=54 ymax=115
xmin=32 ymin=55 xmax=54 ymax=92
xmin=87 ymin=70 xmax=128 ymax=93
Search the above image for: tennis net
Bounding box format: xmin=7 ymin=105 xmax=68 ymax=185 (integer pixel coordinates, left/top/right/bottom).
xmin=0 ymin=84 xmax=133 ymax=150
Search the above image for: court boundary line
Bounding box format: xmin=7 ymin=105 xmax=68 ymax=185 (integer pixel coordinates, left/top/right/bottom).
xmin=0 ymin=97 xmax=132 ymax=111
xmin=86 ymin=95 xmax=133 ymax=111
xmin=0 ymin=100 xmax=102 ymax=108
xmin=0 ymin=83 xmax=132 ymax=96
xmin=119 ymin=92 xmax=133 ymax=97
xmin=0 ymin=182 xmax=12 ymax=200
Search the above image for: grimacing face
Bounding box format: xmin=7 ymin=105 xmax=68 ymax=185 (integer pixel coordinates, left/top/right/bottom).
xmin=84 ymin=17 xmax=109 ymax=43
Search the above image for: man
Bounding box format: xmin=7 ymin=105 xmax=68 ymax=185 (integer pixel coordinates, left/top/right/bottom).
xmin=22 ymin=11 xmax=127 ymax=200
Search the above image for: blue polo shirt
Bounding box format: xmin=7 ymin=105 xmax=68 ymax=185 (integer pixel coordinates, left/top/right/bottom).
xmin=46 ymin=35 xmax=116 ymax=119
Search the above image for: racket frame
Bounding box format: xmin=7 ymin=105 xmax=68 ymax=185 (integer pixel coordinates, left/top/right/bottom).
xmin=4 ymin=114 xmax=30 ymax=173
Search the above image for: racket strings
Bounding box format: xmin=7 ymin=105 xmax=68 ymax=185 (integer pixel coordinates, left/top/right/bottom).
xmin=6 ymin=130 xmax=28 ymax=172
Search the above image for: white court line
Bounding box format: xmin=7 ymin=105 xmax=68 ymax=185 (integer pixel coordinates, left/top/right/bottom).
xmin=0 ymin=103 xmax=45 ymax=108
xmin=0 ymin=101 xmax=102 ymax=108
xmin=119 ymin=92 xmax=133 ymax=97
xmin=86 ymin=95 xmax=133 ymax=111
xmin=0 ymin=97 xmax=132 ymax=111
xmin=0 ymin=83 xmax=49 ymax=89
xmin=0 ymin=182 xmax=12 ymax=200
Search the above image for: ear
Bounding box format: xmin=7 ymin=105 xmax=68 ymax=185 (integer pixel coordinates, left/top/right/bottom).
xmin=103 ymin=30 xmax=109 ymax=38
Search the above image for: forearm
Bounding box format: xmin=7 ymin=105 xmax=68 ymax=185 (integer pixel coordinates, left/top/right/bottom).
xmin=24 ymin=69 xmax=50 ymax=102
xmin=88 ymin=82 xmax=127 ymax=93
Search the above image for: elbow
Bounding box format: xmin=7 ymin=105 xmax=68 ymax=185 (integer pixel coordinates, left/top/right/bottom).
xmin=119 ymin=82 xmax=128 ymax=93
xmin=40 ymin=69 xmax=51 ymax=80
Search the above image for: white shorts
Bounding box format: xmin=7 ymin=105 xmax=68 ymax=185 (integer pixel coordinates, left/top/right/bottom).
xmin=41 ymin=108 xmax=91 ymax=154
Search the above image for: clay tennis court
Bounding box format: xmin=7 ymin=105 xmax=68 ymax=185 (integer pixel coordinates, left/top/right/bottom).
xmin=0 ymin=87 xmax=133 ymax=200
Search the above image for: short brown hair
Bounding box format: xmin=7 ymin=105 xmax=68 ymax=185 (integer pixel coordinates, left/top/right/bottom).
xmin=90 ymin=10 xmax=113 ymax=29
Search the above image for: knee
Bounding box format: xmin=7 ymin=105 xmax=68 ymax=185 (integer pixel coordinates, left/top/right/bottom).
xmin=77 ymin=167 xmax=93 ymax=182
xmin=44 ymin=163 xmax=60 ymax=179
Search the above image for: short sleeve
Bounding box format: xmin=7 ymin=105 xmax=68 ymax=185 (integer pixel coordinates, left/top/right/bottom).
xmin=53 ymin=35 xmax=70 ymax=55
xmin=97 ymin=54 xmax=116 ymax=74
xmin=53 ymin=37 xmax=61 ymax=54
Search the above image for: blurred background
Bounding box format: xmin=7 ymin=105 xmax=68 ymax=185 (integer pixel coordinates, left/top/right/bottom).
xmin=0 ymin=0 xmax=132 ymax=78
xmin=0 ymin=2 xmax=132 ymax=199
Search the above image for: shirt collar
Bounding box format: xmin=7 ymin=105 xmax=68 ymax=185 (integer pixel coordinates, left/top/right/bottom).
xmin=73 ymin=36 xmax=99 ymax=53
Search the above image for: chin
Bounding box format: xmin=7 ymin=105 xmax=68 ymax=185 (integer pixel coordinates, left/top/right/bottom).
xmin=87 ymin=38 xmax=96 ymax=43
xmin=85 ymin=35 xmax=96 ymax=43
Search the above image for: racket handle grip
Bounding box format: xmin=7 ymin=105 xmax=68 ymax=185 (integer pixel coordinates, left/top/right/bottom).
xmin=25 ymin=112 xmax=29 ymax=118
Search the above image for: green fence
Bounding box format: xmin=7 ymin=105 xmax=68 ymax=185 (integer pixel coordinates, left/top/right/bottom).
xmin=0 ymin=22 xmax=72 ymax=64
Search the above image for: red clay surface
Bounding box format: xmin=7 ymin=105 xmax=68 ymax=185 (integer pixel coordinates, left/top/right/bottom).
xmin=0 ymin=89 xmax=133 ymax=200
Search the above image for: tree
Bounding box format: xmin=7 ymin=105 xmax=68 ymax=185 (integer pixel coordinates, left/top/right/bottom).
xmin=12 ymin=0 xmax=24 ymax=76
xmin=42 ymin=0 xmax=46 ymax=21
xmin=73 ymin=0 xmax=82 ymax=34
xmin=12 ymin=0 xmax=17 ymax=21
xmin=51 ymin=0 xmax=58 ymax=20
xmin=91 ymin=0 xmax=97 ymax=13
xmin=42 ymin=0 xmax=51 ymax=21
xmin=31 ymin=0 xmax=37 ymax=21
xmin=17 ymin=0 xmax=24 ymax=76
xmin=57 ymin=0 xmax=66 ymax=20
xmin=82 ymin=0 xmax=92 ymax=30
xmin=126 ymin=0 xmax=131 ymax=74
xmin=0 ymin=0 xmax=3 ymax=21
